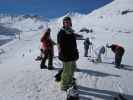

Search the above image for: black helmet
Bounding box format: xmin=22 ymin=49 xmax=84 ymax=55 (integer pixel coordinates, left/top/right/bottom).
xmin=63 ymin=16 xmax=72 ymax=27
xmin=63 ymin=16 xmax=71 ymax=22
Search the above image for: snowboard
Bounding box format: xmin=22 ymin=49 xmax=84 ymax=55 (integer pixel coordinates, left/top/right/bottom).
xmin=66 ymin=84 xmax=79 ymax=100
xmin=35 ymin=56 xmax=42 ymax=61
xmin=88 ymin=57 xmax=100 ymax=64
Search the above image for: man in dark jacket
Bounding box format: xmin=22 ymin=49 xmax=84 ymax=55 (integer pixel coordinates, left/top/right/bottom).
xmin=57 ymin=16 xmax=79 ymax=91
xmin=107 ymin=44 xmax=125 ymax=68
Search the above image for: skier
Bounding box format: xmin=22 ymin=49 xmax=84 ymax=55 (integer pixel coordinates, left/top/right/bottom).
xmin=57 ymin=16 xmax=79 ymax=91
xmin=106 ymin=44 xmax=125 ymax=68
xmin=83 ymin=37 xmax=92 ymax=57
xmin=40 ymin=28 xmax=55 ymax=70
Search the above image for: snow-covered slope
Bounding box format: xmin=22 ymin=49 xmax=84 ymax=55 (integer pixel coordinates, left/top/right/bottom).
xmin=0 ymin=0 xmax=133 ymax=100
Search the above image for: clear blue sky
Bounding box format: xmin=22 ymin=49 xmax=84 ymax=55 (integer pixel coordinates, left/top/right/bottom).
xmin=0 ymin=0 xmax=113 ymax=19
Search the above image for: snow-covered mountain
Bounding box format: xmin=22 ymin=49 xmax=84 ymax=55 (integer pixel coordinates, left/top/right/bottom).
xmin=0 ymin=14 xmax=48 ymax=32
xmin=0 ymin=0 xmax=133 ymax=100
xmin=0 ymin=14 xmax=48 ymax=46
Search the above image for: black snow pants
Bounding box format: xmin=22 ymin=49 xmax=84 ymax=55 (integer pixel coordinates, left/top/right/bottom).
xmin=115 ymin=48 xmax=125 ymax=67
xmin=40 ymin=48 xmax=53 ymax=68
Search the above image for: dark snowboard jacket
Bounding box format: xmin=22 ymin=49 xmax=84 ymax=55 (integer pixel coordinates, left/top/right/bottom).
xmin=57 ymin=28 xmax=79 ymax=62
xmin=84 ymin=38 xmax=91 ymax=49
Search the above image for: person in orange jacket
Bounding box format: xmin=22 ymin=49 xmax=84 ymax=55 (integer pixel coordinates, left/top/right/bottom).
xmin=40 ymin=28 xmax=55 ymax=70
xmin=106 ymin=44 xmax=125 ymax=68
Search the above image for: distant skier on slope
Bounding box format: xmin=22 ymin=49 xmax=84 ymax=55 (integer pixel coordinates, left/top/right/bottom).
xmin=83 ymin=37 xmax=92 ymax=57
xmin=106 ymin=44 xmax=125 ymax=68
xmin=40 ymin=28 xmax=56 ymax=70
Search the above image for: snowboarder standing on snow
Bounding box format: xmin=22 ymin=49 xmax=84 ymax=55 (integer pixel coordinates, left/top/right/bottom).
xmin=83 ymin=37 xmax=92 ymax=57
xmin=57 ymin=16 xmax=79 ymax=91
xmin=40 ymin=28 xmax=55 ymax=70
xmin=106 ymin=44 xmax=125 ymax=68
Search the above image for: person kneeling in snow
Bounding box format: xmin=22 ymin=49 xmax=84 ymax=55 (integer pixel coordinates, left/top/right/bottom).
xmin=95 ymin=46 xmax=106 ymax=63
xmin=106 ymin=44 xmax=125 ymax=68
xmin=40 ymin=28 xmax=56 ymax=70
xmin=89 ymin=45 xmax=105 ymax=63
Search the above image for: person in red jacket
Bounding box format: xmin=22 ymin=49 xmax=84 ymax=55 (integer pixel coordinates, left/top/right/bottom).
xmin=40 ymin=28 xmax=55 ymax=70
xmin=107 ymin=44 xmax=125 ymax=68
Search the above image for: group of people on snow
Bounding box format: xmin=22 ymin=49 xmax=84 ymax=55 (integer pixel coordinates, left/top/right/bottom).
xmin=83 ymin=37 xmax=125 ymax=68
xmin=36 ymin=16 xmax=125 ymax=91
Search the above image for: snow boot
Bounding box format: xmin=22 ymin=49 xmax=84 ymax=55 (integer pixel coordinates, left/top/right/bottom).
xmin=55 ymin=69 xmax=63 ymax=82
xmin=40 ymin=65 xmax=47 ymax=69
xmin=48 ymin=65 xmax=54 ymax=70
xmin=61 ymin=77 xmax=77 ymax=91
